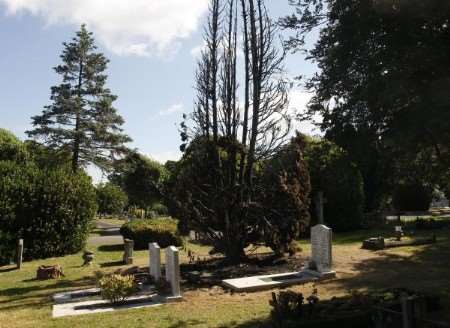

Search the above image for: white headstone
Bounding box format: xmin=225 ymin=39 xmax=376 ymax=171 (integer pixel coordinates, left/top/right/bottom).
xmin=149 ymin=242 xmax=161 ymax=281
xmin=310 ymin=224 xmax=333 ymax=273
xmin=165 ymin=246 xmax=181 ymax=297
xmin=17 ymin=239 xmax=23 ymax=270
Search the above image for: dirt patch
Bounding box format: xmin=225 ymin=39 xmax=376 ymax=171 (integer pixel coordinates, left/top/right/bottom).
xmin=180 ymin=252 xmax=307 ymax=288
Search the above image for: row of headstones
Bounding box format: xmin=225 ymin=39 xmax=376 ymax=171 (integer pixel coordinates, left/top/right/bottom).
xmin=149 ymin=243 xmax=181 ymax=297
xmin=122 ymin=240 xmax=181 ymax=297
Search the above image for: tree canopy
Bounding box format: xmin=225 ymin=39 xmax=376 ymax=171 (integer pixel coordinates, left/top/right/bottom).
xmin=27 ymin=25 xmax=131 ymax=173
xmin=281 ymin=0 xmax=450 ymax=209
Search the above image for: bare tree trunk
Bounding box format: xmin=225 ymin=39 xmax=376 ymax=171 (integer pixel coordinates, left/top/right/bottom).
xmin=239 ymin=0 xmax=251 ymax=185
xmin=72 ymin=60 xmax=84 ymax=173
xmin=245 ymin=0 xmax=261 ymax=191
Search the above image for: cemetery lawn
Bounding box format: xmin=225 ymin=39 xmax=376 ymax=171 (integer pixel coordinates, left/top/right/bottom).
xmin=0 ymin=224 xmax=449 ymax=327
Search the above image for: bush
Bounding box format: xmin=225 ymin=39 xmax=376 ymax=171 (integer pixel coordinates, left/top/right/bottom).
xmin=151 ymin=203 xmax=169 ymax=217
xmin=304 ymin=139 xmax=365 ymax=231
xmin=0 ymin=128 xmax=28 ymax=163
xmin=98 ymin=274 xmax=136 ymax=304
xmin=260 ymin=133 xmax=311 ymax=255
xmin=96 ymin=182 xmax=128 ymax=215
xmin=392 ymin=183 xmax=432 ymax=212
xmin=120 ymin=218 xmax=183 ymax=249
xmin=0 ymin=161 xmax=97 ymax=259
xmin=0 ymin=230 xmax=15 ymax=265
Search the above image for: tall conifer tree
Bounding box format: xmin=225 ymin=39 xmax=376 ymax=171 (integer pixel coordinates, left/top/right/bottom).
xmin=27 ymin=25 xmax=131 ymax=172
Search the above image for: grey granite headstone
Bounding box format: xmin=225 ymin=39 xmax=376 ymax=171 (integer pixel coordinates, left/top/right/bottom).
xmin=17 ymin=239 xmax=23 ymax=270
xmin=165 ymin=246 xmax=181 ymax=297
xmin=149 ymin=242 xmax=161 ymax=281
xmin=310 ymin=224 xmax=333 ymax=273
xmin=123 ymin=239 xmax=134 ymax=265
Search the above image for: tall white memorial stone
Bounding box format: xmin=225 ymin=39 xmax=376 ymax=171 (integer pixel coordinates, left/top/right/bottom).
xmin=165 ymin=246 xmax=181 ymax=297
xmin=310 ymin=224 xmax=335 ymax=276
xmin=149 ymin=242 xmax=161 ymax=281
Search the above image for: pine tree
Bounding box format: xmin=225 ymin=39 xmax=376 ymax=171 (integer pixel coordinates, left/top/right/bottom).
xmin=27 ymin=25 xmax=131 ymax=172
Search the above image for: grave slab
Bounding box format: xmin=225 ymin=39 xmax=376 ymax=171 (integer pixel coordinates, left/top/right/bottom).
xmin=52 ymin=293 xmax=181 ymax=318
xmin=222 ymin=271 xmax=320 ymax=292
xmin=53 ymin=288 xmax=101 ymax=304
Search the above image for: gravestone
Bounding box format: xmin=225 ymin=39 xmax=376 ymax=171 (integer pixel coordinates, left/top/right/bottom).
xmin=16 ymin=239 xmax=23 ymax=270
xmin=148 ymin=242 xmax=161 ymax=281
xmin=310 ymin=224 xmax=333 ymax=273
xmin=165 ymin=246 xmax=181 ymax=297
xmin=123 ymin=239 xmax=134 ymax=265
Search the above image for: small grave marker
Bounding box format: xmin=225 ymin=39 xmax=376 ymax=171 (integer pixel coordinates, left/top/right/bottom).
xmin=123 ymin=239 xmax=134 ymax=265
xmin=16 ymin=239 xmax=23 ymax=270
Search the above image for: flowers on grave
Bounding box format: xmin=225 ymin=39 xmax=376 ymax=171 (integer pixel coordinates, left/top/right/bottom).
xmin=98 ymin=274 xmax=137 ymax=304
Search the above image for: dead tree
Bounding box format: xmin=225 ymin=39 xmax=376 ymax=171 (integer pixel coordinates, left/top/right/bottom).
xmin=178 ymin=0 xmax=293 ymax=262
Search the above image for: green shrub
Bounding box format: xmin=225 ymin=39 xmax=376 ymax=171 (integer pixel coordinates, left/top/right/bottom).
xmin=0 ymin=230 xmax=15 ymax=265
xmin=98 ymin=274 xmax=136 ymax=304
xmin=151 ymin=203 xmax=169 ymax=217
xmin=120 ymin=218 xmax=182 ymax=249
xmin=0 ymin=129 xmax=28 ymax=163
xmin=304 ymin=139 xmax=365 ymax=231
xmin=392 ymin=183 xmax=432 ymax=212
xmin=260 ymin=133 xmax=311 ymax=255
xmin=0 ymin=161 xmax=97 ymax=259
xmin=96 ymin=182 xmax=128 ymax=215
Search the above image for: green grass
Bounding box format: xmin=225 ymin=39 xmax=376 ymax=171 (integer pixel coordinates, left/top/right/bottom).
xmin=1 ymin=226 xmax=450 ymax=327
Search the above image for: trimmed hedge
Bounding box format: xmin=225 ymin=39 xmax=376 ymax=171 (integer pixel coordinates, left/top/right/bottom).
xmin=120 ymin=218 xmax=182 ymax=249
xmin=0 ymin=161 xmax=97 ymax=261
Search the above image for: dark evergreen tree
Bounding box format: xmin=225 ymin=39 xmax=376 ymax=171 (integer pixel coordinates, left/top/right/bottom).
xmin=27 ymin=25 xmax=131 ymax=172
xmin=281 ymin=0 xmax=450 ymax=210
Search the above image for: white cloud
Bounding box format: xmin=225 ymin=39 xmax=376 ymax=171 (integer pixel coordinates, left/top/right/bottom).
xmin=190 ymin=42 xmax=206 ymax=58
xmin=288 ymin=89 xmax=322 ymax=136
xmin=0 ymin=0 xmax=209 ymax=57
xmin=148 ymin=150 xmax=182 ymax=164
xmin=159 ymin=103 xmax=184 ymax=116
xmin=190 ymin=40 xmax=244 ymax=58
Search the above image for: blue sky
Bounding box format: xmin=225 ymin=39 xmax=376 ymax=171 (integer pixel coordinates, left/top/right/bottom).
xmin=0 ymin=0 xmax=318 ymax=179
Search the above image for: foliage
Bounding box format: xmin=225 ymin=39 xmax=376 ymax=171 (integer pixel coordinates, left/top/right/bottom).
xmin=269 ymin=288 xmax=435 ymax=328
xmin=110 ymin=152 xmax=167 ymax=209
xmin=0 ymin=161 xmax=97 ymax=259
xmin=0 ymin=128 xmax=28 ymax=163
xmin=120 ymin=218 xmax=182 ymax=250
xmin=175 ymin=0 xmax=291 ymax=262
xmin=24 ymin=140 xmax=72 ymax=170
xmin=281 ymin=0 xmax=450 ymax=211
xmin=26 ymin=24 xmax=131 ymax=172
xmin=96 ymin=182 xmax=128 ymax=215
xmin=304 ymin=138 xmax=365 ymax=231
xmin=98 ymin=274 xmax=136 ymax=304
xmin=151 ymin=203 xmax=169 ymax=217
xmin=0 ymin=230 xmax=15 ymax=265
xmin=260 ymin=133 xmax=311 ymax=255
xmin=392 ymin=184 xmax=433 ymax=212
